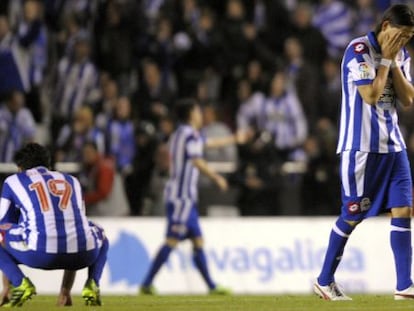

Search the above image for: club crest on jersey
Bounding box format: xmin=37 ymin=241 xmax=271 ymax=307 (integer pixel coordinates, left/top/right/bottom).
xmin=347 ymin=197 xmax=371 ymax=215
xmin=353 ymin=42 xmax=368 ymax=54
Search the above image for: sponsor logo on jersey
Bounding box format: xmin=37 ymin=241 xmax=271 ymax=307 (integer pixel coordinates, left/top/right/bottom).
xmin=353 ymin=42 xmax=368 ymax=54
xmin=347 ymin=198 xmax=371 ymax=214
xmin=348 ymin=202 xmax=360 ymax=214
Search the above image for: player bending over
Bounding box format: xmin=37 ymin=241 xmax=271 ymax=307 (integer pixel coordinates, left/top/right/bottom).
xmin=0 ymin=143 xmax=108 ymax=307
xmin=314 ymin=4 xmax=414 ymax=301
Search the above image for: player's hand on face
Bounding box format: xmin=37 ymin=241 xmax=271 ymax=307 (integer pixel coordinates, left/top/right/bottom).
xmin=214 ymin=175 xmax=228 ymax=192
xmin=382 ymin=28 xmax=405 ymax=60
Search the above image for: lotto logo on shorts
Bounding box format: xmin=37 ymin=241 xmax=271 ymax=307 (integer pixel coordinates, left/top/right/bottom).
xmin=347 ymin=202 xmax=360 ymax=214
xmin=347 ymin=198 xmax=371 ymax=215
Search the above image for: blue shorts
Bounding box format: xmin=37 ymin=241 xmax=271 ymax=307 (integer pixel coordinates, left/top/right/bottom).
xmin=340 ymin=150 xmax=412 ymax=221
xmin=166 ymin=201 xmax=202 ymax=240
xmin=0 ymin=222 xmax=104 ymax=270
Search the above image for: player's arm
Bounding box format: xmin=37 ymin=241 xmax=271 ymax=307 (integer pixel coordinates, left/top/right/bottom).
xmin=0 ymin=181 xmax=13 ymax=222
xmin=204 ymin=130 xmax=250 ymax=149
xmin=391 ymin=62 xmax=414 ymax=107
xmin=191 ymin=157 xmax=228 ymax=192
xmin=205 ymin=136 xmax=236 ymax=149
xmin=357 ymin=65 xmax=391 ymax=105
xmin=358 ymin=30 xmax=404 ymax=105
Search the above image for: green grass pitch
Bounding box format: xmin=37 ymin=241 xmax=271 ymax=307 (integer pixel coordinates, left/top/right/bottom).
xmin=20 ymin=295 xmax=414 ymax=310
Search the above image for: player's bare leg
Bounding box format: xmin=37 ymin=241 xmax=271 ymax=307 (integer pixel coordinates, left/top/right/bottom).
xmin=0 ymin=273 xmax=10 ymax=306
xmin=57 ymin=270 xmax=76 ymax=306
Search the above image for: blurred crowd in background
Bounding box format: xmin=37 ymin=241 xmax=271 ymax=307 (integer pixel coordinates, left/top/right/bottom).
xmin=1 ymin=0 xmax=414 ymax=217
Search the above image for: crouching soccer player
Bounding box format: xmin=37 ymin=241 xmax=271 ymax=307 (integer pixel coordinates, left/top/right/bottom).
xmin=140 ymin=99 xmax=241 ymax=295
xmin=0 ymin=143 xmax=108 ymax=307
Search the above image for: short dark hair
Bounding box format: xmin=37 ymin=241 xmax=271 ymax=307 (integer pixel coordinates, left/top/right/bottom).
xmin=174 ymin=98 xmax=198 ymax=123
xmin=14 ymin=143 xmax=51 ymax=170
xmin=375 ymin=4 xmax=414 ymax=34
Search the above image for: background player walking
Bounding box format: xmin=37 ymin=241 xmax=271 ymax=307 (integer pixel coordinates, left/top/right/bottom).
xmin=140 ymin=99 xmax=243 ymax=295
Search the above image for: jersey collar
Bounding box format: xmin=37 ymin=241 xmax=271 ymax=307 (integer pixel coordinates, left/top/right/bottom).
xmin=367 ymin=31 xmax=381 ymax=54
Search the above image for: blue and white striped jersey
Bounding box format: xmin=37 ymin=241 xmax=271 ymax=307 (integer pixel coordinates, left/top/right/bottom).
xmin=0 ymin=167 xmax=99 ymax=253
xmin=261 ymin=92 xmax=307 ymax=150
xmin=237 ymin=90 xmax=307 ymax=150
xmin=312 ymin=0 xmax=353 ymax=57
xmin=337 ymin=31 xmax=409 ymax=154
xmin=55 ymin=57 xmax=99 ymax=119
xmin=0 ymin=105 xmax=36 ymax=162
xmin=164 ymin=125 xmax=203 ymax=203
xmin=106 ymin=119 xmax=136 ymax=171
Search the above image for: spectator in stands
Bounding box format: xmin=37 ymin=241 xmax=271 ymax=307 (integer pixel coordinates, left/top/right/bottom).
xmin=56 ymin=13 xmax=84 ymax=58
xmin=312 ymin=0 xmax=353 ymax=58
xmin=94 ymin=0 xmax=133 ymax=94
xmin=145 ymin=143 xmax=170 ymax=216
xmin=15 ymin=0 xmax=47 ymax=123
xmin=105 ymin=96 xmax=136 ymax=176
xmin=179 ymin=0 xmax=201 ymax=33
xmin=254 ymin=0 xmax=292 ymax=56
xmin=238 ymin=70 xmax=309 ymax=215
xmin=80 ymin=141 xmax=129 ymax=216
xmin=302 ymin=119 xmax=340 ymax=216
xmin=319 ymin=57 xmax=342 ymax=125
xmin=176 ymin=8 xmax=224 ymax=96
xmin=283 ymin=36 xmax=321 ymax=130
xmin=221 ymin=0 xmax=249 ymax=82
xmin=156 ymin=115 xmax=175 ymax=143
xmin=0 ymin=90 xmax=36 ymax=162
xmin=352 ymin=0 xmax=379 ymax=37
xmin=140 ymin=16 xmax=176 ymax=79
xmin=53 ymin=31 xmax=100 ymax=139
xmin=55 ymin=106 xmax=105 ymax=162
xmin=199 ymin=104 xmax=238 ymax=214
xmin=261 ymin=71 xmax=308 ymax=162
xmin=290 ymin=2 xmax=328 ymax=67
xmin=0 ymin=14 xmax=41 ymax=100
xmin=95 ymin=78 xmax=119 ymax=129
xmin=246 ymin=59 xmax=268 ymax=94
xmin=126 ymin=121 xmax=158 ymax=215
xmin=134 ymin=59 xmax=176 ymax=124
xmin=202 ymin=104 xmax=238 ymax=164
xmin=235 ymin=79 xmax=265 ymax=132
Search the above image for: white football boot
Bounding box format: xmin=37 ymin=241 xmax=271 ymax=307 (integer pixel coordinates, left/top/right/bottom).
xmin=313 ymin=281 xmax=352 ymax=301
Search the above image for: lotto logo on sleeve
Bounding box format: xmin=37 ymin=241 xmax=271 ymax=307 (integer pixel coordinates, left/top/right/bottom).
xmin=353 ymin=42 xmax=368 ymax=54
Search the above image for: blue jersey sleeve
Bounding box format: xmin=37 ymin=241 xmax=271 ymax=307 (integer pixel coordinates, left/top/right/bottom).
xmin=0 ymin=180 xmax=19 ymax=223
xmin=344 ymin=41 xmax=375 ymax=86
xmin=186 ymin=135 xmax=203 ymax=159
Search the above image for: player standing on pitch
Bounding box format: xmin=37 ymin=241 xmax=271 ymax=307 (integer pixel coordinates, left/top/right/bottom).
xmin=140 ymin=99 xmax=246 ymax=295
xmin=0 ymin=143 xmax=108 ymax=307
xmin=314 ymin=4 xmax=414 ymax=301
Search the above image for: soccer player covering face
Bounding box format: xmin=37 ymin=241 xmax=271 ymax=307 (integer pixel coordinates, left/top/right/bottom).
xmin=314 ymin=4 xmax=414 ymax=301
xmin=0 ymin=143 xmax=108 ymax=307
xmin=140 ymin=99 xmax=241 ymax=295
